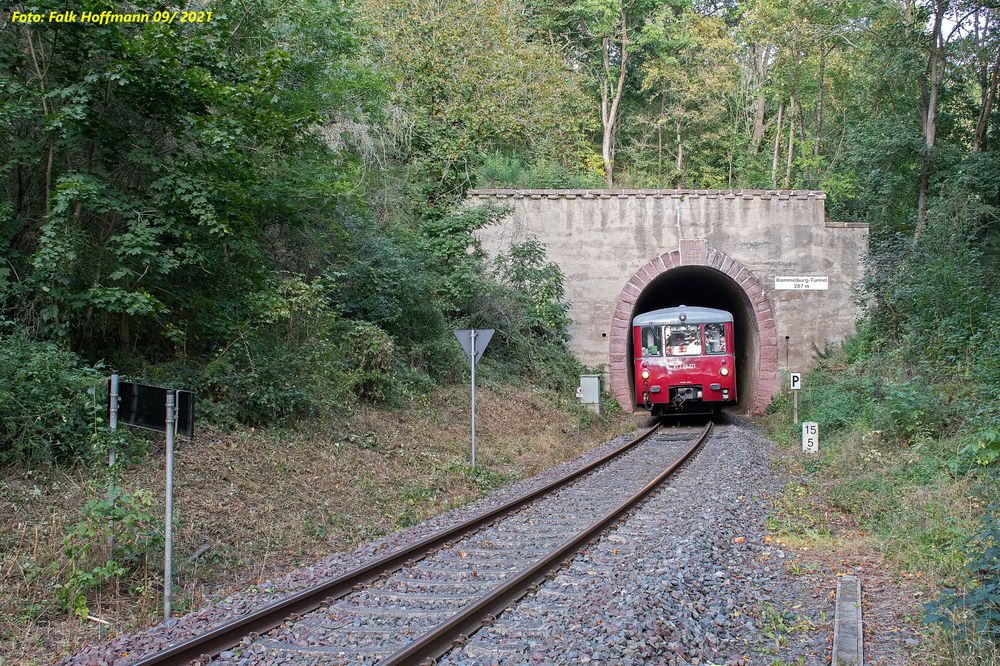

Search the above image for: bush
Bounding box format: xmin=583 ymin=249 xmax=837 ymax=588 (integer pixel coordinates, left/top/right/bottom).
xmin=344 ymin=320 xmax=396 ymax=403
xmin=197 ymin=275 xmax=447 ymax=423
xmin=477 ymin=152 xmax=604 ymax=189
xmin=927 ymin=504 xmax=1000 ymax=644
xmin=198 ymin=276 xmax=354 ymax=425
xmin=0 ymin=324 xmax=107 ymax=463
xmin=55 ymin=486 xmax=160 ymax=618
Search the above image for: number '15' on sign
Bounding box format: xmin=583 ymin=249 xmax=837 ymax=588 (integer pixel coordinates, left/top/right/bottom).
xmin=801 ymin=421 xmax=819 ymax=453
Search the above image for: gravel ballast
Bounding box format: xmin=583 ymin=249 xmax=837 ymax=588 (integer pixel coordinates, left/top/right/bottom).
xmin=62 ymin=417 xmax=910 ymax=665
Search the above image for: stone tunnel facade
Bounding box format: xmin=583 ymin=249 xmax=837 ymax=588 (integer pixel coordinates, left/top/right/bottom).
xmin=472 ymin=189 xmax=869 ymax=414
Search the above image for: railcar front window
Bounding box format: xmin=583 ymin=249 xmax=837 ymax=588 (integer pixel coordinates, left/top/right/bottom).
xmin=705 ymin=323 xmax=727 ymax=354
xmin=640 ymin=326 xmax=663 ymax=357
xmin=665 ymin=325 xmax=702 ymax=356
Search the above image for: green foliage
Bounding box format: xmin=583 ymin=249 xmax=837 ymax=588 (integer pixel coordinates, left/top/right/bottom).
xmin=927 ymin=505 xmax=1000 ymax=643
xmin=477 ymin=153 xmax=604 ymax=189
xmin=479 ymin=239 xmax=583 ymax=393
xmin=362 ymin=0 xmax=594 ymax=218
xmin=466 ymin=465 xmax=518 ymax=497
xmin=417 ymin=203 xmax=503 ymax=317
xmin=950 ymin=430 xmax=1000 ymax=476
xmin=757 ymin=602 xmax=813 ymax=651
xmin=199 ymin=276 xmax=352 ymax=425
xmin=1 ymin=0 xmax=377 ymax=359
xmin=492 ymin=238 xmax=572 ymax=343
xmin=54 ymin=487 xmax=160 ymax=618
xmin=331 ymin=216 xmax=447 ymax=348
xmin=344 ymin=320 xmax=396 ymax=403
xmin=0 ymin=324 xmax=106 ymax=463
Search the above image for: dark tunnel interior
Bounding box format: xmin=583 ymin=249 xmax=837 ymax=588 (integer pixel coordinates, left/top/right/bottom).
xmin=630 ymin=266 xmax=759 ymax=412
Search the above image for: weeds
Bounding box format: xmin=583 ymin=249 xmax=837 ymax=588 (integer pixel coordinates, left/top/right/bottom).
xmin=927 ymin=505 xmax=1000 ymax=644
xmin=765 ymin=482 xmax=832 ymax=548
xmin=1 ymin=384 xmax=634 ymax=663
xmin=54 ymin=487 xmax=160 ymax=619
xmin=764 ymin=327 xmax=999 ymax=661
xmin=758 ymin=603 xmax=813 ymax=652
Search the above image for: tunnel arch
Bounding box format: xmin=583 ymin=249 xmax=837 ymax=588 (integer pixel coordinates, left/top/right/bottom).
xmin=608 ymin=241 xmax=778 ymax=414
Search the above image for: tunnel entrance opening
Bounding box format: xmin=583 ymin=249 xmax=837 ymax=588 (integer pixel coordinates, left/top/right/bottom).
xmin=609 ymin=244 xmax=778 ymax=414
xmin=629 ymin=266 xmax=759 ymax=412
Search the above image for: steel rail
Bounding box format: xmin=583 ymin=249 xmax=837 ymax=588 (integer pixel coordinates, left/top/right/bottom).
xmin=378 ymin=421 xmax=713 ymax=666
xmin=132 ymin=421 xmax=663 ymax=666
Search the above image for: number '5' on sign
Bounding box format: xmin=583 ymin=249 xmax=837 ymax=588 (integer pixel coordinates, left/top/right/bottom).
xmin=801 ymin=421 xmax=819 ymax=453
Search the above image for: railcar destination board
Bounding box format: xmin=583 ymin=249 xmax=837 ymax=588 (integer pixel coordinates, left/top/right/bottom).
xmin=113 ymin=381 xmax=195 ymax=438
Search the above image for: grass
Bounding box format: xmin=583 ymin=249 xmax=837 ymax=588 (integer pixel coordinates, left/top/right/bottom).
xmin=0 ymin=383 xmax=637 ymax=664
xmin=761 ymin=365 xmax=997 ymax=665
xmin=765 ymin=405 xmax=980 ymax=582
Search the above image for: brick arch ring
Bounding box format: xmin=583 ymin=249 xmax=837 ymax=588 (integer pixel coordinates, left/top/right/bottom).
xmin=608 ymin=241 xmax=779 ymax=415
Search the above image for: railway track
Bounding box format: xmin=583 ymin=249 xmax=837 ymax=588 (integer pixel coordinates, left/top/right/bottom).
xmin=136 ymin=420 xmax=713 ymax=666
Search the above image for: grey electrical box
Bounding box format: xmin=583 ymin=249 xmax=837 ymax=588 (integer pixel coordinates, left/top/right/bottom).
xmin=579 ymin=375 xmax=601 ymax=413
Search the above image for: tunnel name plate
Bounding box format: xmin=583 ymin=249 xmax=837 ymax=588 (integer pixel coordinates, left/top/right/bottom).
xmin=775 ymin=276 xmax=829 ymax=290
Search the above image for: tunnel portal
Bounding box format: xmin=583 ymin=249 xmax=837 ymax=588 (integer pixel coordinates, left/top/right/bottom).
xmin=471 ymin=189 xmax=868 ymax=414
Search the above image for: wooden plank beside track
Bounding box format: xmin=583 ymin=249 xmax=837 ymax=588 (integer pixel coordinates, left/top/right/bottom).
xmin=833 ymin=575 xmax=864 ymax=665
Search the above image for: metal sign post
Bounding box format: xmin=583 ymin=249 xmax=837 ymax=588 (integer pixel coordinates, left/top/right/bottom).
xmin=164 ymin=390 xmax=175 ymax=619
xmin=108 ymin=378 xmax=193 ymax=621
xmin=454 ymin=329 xmax=494 ymax=469
xmin=109 ymin=371 xmax=119 ymax=462
xmin=470 ymin=331 xmax=477 ymax=468
xmin=790 ymin=372 xmax=801 ymax=424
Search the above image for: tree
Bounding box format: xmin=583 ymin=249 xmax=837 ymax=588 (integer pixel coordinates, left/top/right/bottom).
xmin=528 ymin=0 xmax=666 ymax=185
xmin=969 ymin=4 xmax=1000 ymax=152
xmin=910 ymin=0 xmax=988 ymax=240
xmin=0 ymin=0 xmax=378 ymax=357
xmin=639 ymin=10 xmax=739 ymax=186
xmin=361 ymin=0 xmax=592 ymax=218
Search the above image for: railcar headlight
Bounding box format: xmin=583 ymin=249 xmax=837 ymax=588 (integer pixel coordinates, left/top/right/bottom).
xmin=641 ymin=369 xmax=650 ymax=380
xmin=720 ymin=367 xmax=729 ymax=376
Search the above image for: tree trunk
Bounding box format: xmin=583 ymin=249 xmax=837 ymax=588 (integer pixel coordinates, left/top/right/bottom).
xmin=600 ymin=11 xmax=629 ymax=186
xmin=657 ymin=95 xmax=665 ymax=182
xmin=750 ymin=44 xmax=769 ymax=153
xmin=973 ymin=56 xmax=999 ymax=152
xmin=784 ymin=96 xmax=795 ymax=188
xmin=600 ymin=39 xmax=611 ymax=185
xmin=675 ymin=122 xmax=683 ymax=185
xmin=814 ymin=45 xmax=825 ymax=158
xmin=916 ymin=2 xmax=946 ymax=242
xmin=771 ymin=102 xmax=784 ymax=189
xmin=119 ymin=314 xmax=130 ymax=348
xmin=27 ymin=32 xmax=52 ymax=214
xmin=751 ymin=95 xmax=767 ymax=154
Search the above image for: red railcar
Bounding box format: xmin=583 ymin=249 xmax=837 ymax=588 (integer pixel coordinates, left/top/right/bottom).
xmin=632 ymin=306 xmax=736 ymax=414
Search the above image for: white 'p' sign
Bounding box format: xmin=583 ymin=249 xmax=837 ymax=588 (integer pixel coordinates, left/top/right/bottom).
xmin=802 ymin=421 xmax=819 ymax=453
xmin=790 ymin=373 xmax=801 ymax=390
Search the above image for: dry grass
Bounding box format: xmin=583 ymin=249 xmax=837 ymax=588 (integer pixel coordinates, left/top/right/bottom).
xmin=0 ymin=384 xmax=636 ymax=665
